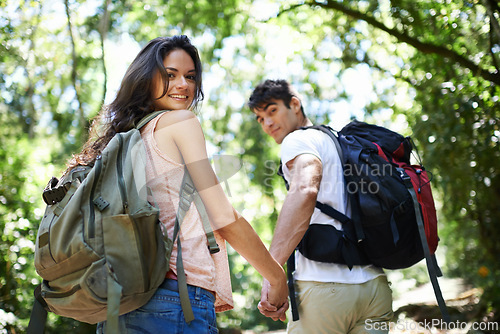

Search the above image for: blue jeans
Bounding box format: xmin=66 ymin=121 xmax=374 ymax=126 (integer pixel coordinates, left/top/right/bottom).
xmin=96 ymin=279 xmax=218 ymax=334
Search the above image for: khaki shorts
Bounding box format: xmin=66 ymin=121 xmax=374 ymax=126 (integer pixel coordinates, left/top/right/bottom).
xmin=287 ymin=275 xmax=393 ymax=334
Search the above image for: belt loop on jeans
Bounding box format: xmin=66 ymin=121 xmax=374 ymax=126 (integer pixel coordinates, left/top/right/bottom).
xmin=194 ymin=286 xmax=202 ymax=301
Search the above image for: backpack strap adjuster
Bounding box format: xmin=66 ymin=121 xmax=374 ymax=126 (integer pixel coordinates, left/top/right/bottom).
xmin=396 ymin=167 xmax=413 ymax=186
xmin=42 ymin=178 xmax=71 ymax=205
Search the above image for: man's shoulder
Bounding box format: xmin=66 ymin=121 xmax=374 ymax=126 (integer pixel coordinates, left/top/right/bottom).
xmin=283 ymin=127 xmax=329 ymax=146
xmin=281 ymin=127 xmax=339 ymax=166
xmin=282 ymin=128 xmax=302 ymax=141
xmin=281 ymin=128 xmax=323 ymax=163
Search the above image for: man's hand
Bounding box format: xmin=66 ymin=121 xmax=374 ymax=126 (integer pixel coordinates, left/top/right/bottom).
xmin=258 ymin=154 xmax=322 ymax=323
xmin=258 ymin=278 xmax=289 ymax=322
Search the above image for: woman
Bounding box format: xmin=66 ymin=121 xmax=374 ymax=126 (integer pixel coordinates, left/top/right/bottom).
xmin=69 ymin=35 xmax=288 ymax=333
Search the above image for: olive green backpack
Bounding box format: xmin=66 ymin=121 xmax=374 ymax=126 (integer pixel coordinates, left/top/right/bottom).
xmin=27 ymin=110 xmax=219 ymax=333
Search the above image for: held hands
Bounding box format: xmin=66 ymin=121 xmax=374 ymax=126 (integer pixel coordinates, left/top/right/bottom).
xmin=258 ymin=278 xmax=289 ymax=322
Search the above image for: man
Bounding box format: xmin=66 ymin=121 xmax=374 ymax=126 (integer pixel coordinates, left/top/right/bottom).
xmin=248 ymin=79 xmax=393 ymax=333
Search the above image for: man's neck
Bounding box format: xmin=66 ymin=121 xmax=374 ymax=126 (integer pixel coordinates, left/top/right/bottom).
xmin=299 ymin=118 xmax=313 ymax=128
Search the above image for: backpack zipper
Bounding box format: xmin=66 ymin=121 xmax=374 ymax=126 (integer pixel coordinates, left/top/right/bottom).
xmin=88 ymin=156 xmax=102 ymax=239
xmin=116 ymin=134 xmax=129 ymax=214
xmin=116 ymin=133 xmax=147 ymax=291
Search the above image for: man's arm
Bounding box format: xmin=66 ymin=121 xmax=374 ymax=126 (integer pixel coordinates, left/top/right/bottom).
xmin=259 ymin=153 xmax=322 ymax=320
xmin=270 ymin=153 xmax=322 ymax=265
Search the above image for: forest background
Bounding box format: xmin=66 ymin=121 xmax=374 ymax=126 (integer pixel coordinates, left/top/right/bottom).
xmin=1 ymin=0 xmax=499 ymax=333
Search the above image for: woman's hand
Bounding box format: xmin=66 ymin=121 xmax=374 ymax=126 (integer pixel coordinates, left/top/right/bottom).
xmin=258 ymin=277 xmax=289 ymax=322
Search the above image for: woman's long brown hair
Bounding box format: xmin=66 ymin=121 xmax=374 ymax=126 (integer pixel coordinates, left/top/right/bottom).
xmin=66 ymin=35 xmax=204 ymax=172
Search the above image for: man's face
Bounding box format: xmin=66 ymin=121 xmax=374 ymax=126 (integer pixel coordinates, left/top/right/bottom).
xmin=253 ymin=98 xmax=301 ymax=144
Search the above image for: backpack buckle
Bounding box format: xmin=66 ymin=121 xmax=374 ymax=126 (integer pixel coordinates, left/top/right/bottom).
xmin=396 ymin=168 xmax=414 ymax=189
xmin=42 ymin=177 xmax=71 ymax=205
xmin=396 ymin=168 xmax=410 ymax=180
xmin=179 ymin=195 xmax=192 ymax=212
xmin=208 ymin=244 xmax=220 ymax=254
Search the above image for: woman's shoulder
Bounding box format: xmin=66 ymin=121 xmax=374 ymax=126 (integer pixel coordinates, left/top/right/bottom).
xmin=153 ymin=109 xmax=203 ymax=141
xmin=159 ymin=109 xmax=196 ymax=123
xmin=156 ymin=109 xmax=198 ymax=126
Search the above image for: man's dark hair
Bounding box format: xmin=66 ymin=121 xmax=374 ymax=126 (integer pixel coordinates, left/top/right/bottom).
xmin=248 ymin=79 xmax=305 ymax=116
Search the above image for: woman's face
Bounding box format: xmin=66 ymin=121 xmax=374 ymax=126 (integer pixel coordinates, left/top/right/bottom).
xmin=152 ymin=49 xmax=197 ymax=111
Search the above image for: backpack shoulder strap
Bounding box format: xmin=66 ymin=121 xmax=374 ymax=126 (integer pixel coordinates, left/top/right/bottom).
xmin=27 ymin=285 xmax=48 ymax=334
xmin=287 ymin=251 xmax=300 ymax=322
xmin=278 ymin=124 xmax=343 ymax=190
xmin=136 ymin=110 xmax=170 ymax=130
xmin=400 ymin=168 xmax=450 ymax=323
xmin=178 ymin=169 xmax=219 ymax=254
xmin=277 ymin=160 xmax=289 ymax=191
xmin=301 ymin=125 xmax=344 ymax=165
xmin=173 ymin=167 xmax=220 ymax=324
xmin=298 ymin=125 xmax=351 ymax=223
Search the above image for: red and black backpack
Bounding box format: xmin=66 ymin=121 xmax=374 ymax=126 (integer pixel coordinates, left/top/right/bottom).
xmin=281 ymin=121 xmax=450 ymax=322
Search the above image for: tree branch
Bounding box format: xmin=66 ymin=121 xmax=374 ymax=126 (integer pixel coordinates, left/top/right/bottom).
xmin=64 ymin=0 xmax=85 ymax=140
xmin=267 ymin=3 xmax=307 ymax=22
xmin=24 ymin=2 xmax=43 ymax=139
xmin=490 ymin=20 xmax=500 ymax=73
xmin=99 ymin=0 xmax=112 ymax=110
xmin=484 ymin=0 xmax=500 ymax=45
xmin=484 ymin=0 xmax=500 ymax=73
xmin=296 ymin=0 xmax=500 ymax=86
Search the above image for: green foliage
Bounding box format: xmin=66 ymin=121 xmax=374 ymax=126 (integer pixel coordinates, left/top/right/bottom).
xmin=327 ymin=0 xmax=500 ymax=319
xmin=409 ymin=71 xmax=500 ymax=316
xmin=0 ymin=112 xmax=35 ymax=332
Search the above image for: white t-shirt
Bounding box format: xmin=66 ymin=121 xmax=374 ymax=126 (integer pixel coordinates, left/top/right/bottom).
xmin=281 ymin=128 xmax=384 ymax=284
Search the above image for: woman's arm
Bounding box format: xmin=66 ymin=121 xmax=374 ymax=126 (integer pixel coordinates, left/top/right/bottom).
xmin=259 ymin=153 xmax=322 ymax=321
xmin=154 ymin=110 xmax=288 ymax=308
